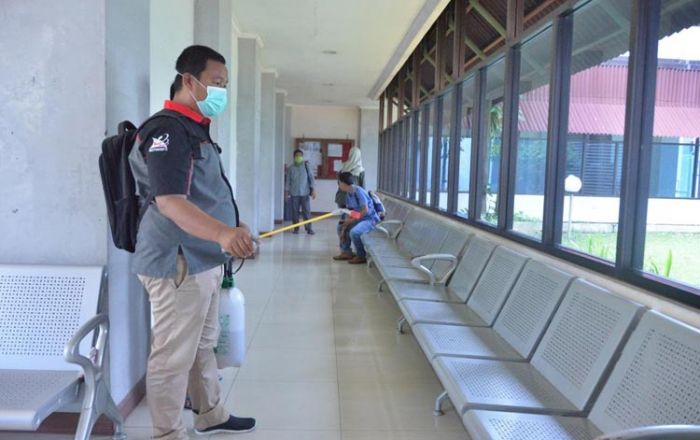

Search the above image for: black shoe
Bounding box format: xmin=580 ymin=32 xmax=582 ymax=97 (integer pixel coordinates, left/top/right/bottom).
xmin=307 ymin=229 xmax=315 ymax=235
xmin=194 ymin=415 xmax=256 ymax=435
xmin=293 ymin=228 xmax=299 ymax=234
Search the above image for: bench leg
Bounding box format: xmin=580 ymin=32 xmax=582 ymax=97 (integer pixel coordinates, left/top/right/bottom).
xmin=434 ymin=390 xmax=448 ymax=416
xmin=74 ymin=377 xmax=127 ymax=440
xmin=396 ymin=317 xmax=407 ymax=334
xmin=105 ymin=395 xmax=127 ymax=440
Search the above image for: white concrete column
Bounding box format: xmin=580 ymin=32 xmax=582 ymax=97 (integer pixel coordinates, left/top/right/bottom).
xmin=105 ymin=0 xmax=151 ymax=404
xmin=285 ymin=105 xmax=293 ymax=202
xmin=0 ymin=1 xmax=107 ymax=264
xmin=150 ymin=0 xmax=194 ymax=114
xmin=258 ymin=71 xmax=277 ymax=232
xmin=274 ymin=91 xmax=287 ymax=222
xmin=194 ymin=0 xmax=235 ymax=173
xmin=360 ymin=107 xmax=380 ymax=191
xmin=235 ymin=36 xmax=263 ymax=232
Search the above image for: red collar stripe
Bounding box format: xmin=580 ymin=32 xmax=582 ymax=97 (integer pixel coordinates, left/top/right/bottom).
xmin=163 ymin=100 xmax=211 ymax=125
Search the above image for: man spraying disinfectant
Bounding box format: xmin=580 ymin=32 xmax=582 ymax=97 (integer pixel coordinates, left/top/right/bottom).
xmin=128 ymin=45 xmax=256 ymax=439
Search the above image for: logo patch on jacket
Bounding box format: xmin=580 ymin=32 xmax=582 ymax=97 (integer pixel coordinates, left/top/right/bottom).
xmin=149 ymin=134 xmax=170 ymax=152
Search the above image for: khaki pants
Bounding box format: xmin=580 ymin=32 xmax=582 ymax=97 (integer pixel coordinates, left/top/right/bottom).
xmin=138 ymin=255 xmax=228 ymax=440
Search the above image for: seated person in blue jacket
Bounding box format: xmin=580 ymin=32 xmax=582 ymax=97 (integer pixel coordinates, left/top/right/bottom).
xmin=333 ymin=172 xmax=380 ymax=264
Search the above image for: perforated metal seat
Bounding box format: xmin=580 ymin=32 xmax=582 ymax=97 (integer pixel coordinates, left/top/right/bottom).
xmin=400 ymin=247 xmax=530 ymax=329
xmin=363 ymin=199 xmax=412 ymax=250
xmin=367 ymin=213 xmax=426 ymax=257
xmin=0 ymin=370 xmax=82 ymax=430
xmin=0 ymin=265 xmax=125 ymax=439
xmin=387 ymin=280 xmax=466 ymax=302
xmin=415 ymin=323 xmax=520 ymax=360
xmin=461 ymin=311 xmax=700 ymax=440
xmin=375 ymin=228 xmax=471 ymax=285
xmin=372 ymin=255 xmax=420 ymax=268
xmin=387 ymin=236 xmax=496 ymax=303
xmin=408 ymin=261 xmax=573 ymax=361
xmin=433 ymin=279 xmax=644 ymax=416
xmin=405 ymin=302 xmax=488 ymax=327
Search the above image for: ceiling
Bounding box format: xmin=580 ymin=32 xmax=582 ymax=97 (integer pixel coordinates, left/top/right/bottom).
xmin=231 ymin=0 xmax=435 ymax=108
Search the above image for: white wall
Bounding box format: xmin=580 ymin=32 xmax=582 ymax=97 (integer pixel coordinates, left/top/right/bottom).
xmin=106 ymin=0 xmax=151 ymax=404
xmin=289 ymin=105 xmax=360 ymax=212
xmin=0 ymin=0 xmax=107 ymax=265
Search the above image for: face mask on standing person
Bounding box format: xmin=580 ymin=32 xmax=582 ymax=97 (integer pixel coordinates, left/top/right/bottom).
xmin=180 ymin=73 xmax=228 ymax=117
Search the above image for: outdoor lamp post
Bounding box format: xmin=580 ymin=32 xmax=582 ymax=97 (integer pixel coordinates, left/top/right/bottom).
xmin=565 ymin=174 xmax=583 ymax=241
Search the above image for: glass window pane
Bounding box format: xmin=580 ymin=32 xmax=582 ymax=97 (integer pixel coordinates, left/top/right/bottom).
xmin=380 ymin=133 xmax=385 ymax=190
xmin=643 ymin=2 xmax=700 ymax=289
xmin=457 ymin=76 xmax=476 ymax=218
xmin=438 ymin=90 xmax=453 ymax=211
xmin=426 ymin=102 xmax=435 ymax=206
xmin=394 ymin=123 xmax=401 ymax=194
xmin=388 ymin=129 xmax=393 ymax=192
xmin=415 ymin=109 xmax=423 ymax=201
xmin=559 ymin=0 xmax=631 ymax=262
xmin=396 ymin=119 xmax=408 ymax=197
xmin=404 ymin=118 xmax=411 ymax=197
xmin=512 ymin=27 xmax=553 ymax=239
xmin=479 ymin=58 xmax=506 ymax=225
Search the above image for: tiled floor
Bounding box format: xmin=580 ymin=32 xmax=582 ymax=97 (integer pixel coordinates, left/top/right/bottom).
xmin=0 ymin=221 xmax=468 ymax=440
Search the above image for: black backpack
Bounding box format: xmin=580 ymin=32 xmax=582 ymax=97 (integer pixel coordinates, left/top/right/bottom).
xmin=98 ymin=113 xmax=187 ymax=252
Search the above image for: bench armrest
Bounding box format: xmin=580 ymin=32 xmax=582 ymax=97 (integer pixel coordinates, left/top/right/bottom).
xmin=410 ymin=254 xmax=458 ymax=286
xmin=64 ymin=314 xmax=109 ymax=400
xmin=594 ymin=425 xmax=700 ymax=440
xmin=376 ymin=220 xmax=403 ymax=239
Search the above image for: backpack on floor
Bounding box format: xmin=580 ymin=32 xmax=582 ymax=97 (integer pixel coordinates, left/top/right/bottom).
xmin=368 ymin=191 xmax=386 ymax=220
xmin=98 ymin=113 xmax=188 ymax=252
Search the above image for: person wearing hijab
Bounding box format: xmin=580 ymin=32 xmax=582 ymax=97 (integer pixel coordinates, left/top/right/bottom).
xmin=340 ymin=145 xmax=365 ymax=187
xmin=335 ymin=145 xmax=365 ymax=208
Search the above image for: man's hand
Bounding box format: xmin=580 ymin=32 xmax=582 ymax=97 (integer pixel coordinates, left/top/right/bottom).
xmin=310 ymin=189 xmax=317 ymax=200
xmin=217 ymin=227 xmax=255 ymax=258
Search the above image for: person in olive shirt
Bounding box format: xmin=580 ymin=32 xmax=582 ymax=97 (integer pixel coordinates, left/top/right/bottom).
xmin=285 ymin=149 xmax=316 ymax=234
xmin=129 ymin=45 xmax=255 ymax=439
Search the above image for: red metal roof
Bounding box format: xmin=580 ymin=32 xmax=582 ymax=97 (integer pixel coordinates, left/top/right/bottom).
xmin=518 ymin=64 xmax=700 ymax=138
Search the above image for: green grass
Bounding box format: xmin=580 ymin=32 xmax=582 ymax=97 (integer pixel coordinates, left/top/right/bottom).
xmin=562 ymin=231 xmax=700 ymax=288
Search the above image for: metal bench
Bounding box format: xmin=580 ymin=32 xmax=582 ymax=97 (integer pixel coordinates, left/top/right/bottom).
xmin=432 ymin=279 xmax=644 ymax=416
xmin=369 ymin=213 xmax=444 ymax=264
xmin=374 ymin=225 xmax=471 ymax=286
xmin=462 ymin=311 xmax=700 ymax=439
xmin=403 ymin=246 xmax=529 ymax=332
xmin=0 ymin=264 xmax=126 ymax=440
xmin=410 ymin=260 xmax=573 ymax=362
xmin=362 ymin=197 xmax=413 ymax=249
xmin=386 ymin=235 xmax=496 ymax=305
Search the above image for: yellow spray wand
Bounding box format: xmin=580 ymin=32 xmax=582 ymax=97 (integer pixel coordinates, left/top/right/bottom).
xmin=258 ymin=208 xmax=352 ymax=239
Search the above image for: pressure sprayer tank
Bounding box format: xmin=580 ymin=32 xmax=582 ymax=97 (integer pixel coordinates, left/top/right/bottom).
xmin=215 ymin=260 xmax=245 ymax=368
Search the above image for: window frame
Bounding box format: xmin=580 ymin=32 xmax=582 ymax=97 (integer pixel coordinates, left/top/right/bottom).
xmin=375 ymin=0 xmax=700 ymax=308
